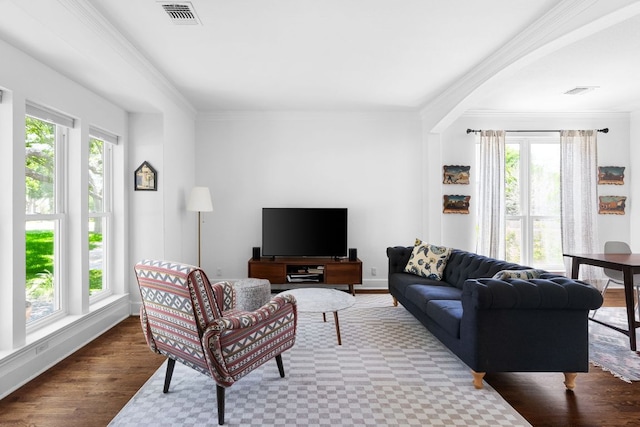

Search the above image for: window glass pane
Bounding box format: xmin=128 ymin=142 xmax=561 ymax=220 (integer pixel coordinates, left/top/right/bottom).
xmin=89 ymin=138 xmax=104 ymax=213
xmin=89 ymin=136 xmax=110 ymax=298
xmin=25 ymin=115 xmax=62 ymax=325
xmin=25 ymin=220 xmax=59 ymax=323
xmin=532 ymin=217 xmax=562 ymax=268
xmin=530 ymin=143 xmax=560 ymax=216
xmin=505 ymin=218 xmax=522 ymax=264
xmin=505 ymin=144 xmax=520 ymax=216
xmin=25 ymin=116 xmax=55 ymax=215
xmin=89 ymin=217 xmax=105 ymax=295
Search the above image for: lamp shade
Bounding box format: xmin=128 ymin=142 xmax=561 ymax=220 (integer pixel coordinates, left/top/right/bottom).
xmin=187 ymin=186 xmax=213 ymax=212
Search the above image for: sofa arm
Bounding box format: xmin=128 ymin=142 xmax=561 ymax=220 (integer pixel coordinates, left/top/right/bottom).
xmin=462 ymin=277 xmax=603 ymax=310
xmin=386 ymin=246 xmax=413 ymax=275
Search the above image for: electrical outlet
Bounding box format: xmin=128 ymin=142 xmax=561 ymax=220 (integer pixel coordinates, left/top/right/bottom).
xmin=36 ymin=342 xmax=49 ymax=354
xmin=371 ymin=267 xmax=377 ymax=276
xmin=216 ymin=268 xmax=222 ymax=277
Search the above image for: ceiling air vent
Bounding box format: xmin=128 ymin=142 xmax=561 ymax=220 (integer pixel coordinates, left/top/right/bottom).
xmin=159 ymin=2 xmax=200 ymax=25
xmin=564 ymin=86 xmax=599 ymax=95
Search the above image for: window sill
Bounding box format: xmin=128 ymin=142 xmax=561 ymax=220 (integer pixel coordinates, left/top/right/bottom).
xmin=0 ymin=293 xmax=130 ymax=363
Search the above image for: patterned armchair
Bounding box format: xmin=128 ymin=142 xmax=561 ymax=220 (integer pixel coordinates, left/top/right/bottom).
xmin=134 ymin=260 xmax=297 ymax=425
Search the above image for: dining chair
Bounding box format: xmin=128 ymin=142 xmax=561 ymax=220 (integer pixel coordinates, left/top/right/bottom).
xmin=591 ymin=241 xmax=640 ymax=319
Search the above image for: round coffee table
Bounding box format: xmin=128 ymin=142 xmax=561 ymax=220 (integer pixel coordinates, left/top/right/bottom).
xmin=279 ymin=288 xmax=355 ymax=345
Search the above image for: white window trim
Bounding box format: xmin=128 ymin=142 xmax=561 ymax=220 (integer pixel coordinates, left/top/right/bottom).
xmin=25 ymin=122 xmax=69 ymax=333
xmin=26 ymin=102 xmax=75 ymax=128
xmin=88 ymin=136 xmax=114 ymax=303
xmin=506 ymin=134 xmax=563 ymax=270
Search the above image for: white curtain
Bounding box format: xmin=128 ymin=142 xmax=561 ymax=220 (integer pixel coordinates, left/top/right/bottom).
xmin=476 ymin=130 xmax=505 ymax=259
xmin=560 ymin=130 xmax=601 ymax=286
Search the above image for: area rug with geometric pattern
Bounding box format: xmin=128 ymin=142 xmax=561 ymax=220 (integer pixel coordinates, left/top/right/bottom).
xmin=109 ymin=294 xmax=532 ymax=426
xmin=589 ymin=307 xmax=640 ymax=382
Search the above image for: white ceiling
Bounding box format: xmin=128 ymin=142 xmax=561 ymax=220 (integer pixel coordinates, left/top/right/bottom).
xmin=1 ymin=0 xmax=639 ymax=115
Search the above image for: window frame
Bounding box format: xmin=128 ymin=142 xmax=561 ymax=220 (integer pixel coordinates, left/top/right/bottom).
xmin=505 ymin=134 xmax=563 ymax=271
xmin=88 ymin=133 xmax=114 ymax=303
xmin=25 ymin=116 xmax=69 ymax=331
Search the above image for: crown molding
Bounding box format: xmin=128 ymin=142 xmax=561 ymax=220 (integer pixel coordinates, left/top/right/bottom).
xmin=420 ymin=0 xmax=640 ymax=133
xmin=462 ymin=110 xmax=630 ymax=119
xmin=197 ymin=110 xmax=421 ymax=122
xmin=56 ymin=0 xmax=196 ymax=116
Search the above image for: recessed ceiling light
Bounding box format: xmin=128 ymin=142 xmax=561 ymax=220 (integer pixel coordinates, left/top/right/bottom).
xmin=564 ymin=86 xmax=599 ymax=95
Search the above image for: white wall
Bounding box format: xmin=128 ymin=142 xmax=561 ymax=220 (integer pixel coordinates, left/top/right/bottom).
xmin=195 ymin=112 xmax=423 ymax=288
xmin=161 ymin=106 xmax=197 ymax=263
xmin=126 ymin=109 xmax=197 ymax=310
xmin=128 ymin=114 xmax=165 ymax=263
xmin=439 ymin=112 xmax=632 ymax=253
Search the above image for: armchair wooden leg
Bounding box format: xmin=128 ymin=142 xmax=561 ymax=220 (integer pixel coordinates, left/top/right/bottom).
xmin=163 ymin=358 xmax=176 ymax=393
xmin=392 ymin=296 xmax=398 ymax=307
xmin=471 ymin=370 xmax=486 ymax=389
xmin=217 ymin=385 xmax=225 ymax=425
xmin=564 ymin=372 xmax=577 ymax=390
xmin=276 ymin=354 xmax=285 ymax=378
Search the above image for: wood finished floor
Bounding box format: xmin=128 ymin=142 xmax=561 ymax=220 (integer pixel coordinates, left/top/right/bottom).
xmin=0 ymin=289 xmax=638 ymax=427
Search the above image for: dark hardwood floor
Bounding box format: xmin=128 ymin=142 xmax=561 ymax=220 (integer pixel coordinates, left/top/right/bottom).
xmin=0 ymin=289 xmax=638 ymax=427
xmin=0 ymin=317 xmax=165 ymax=427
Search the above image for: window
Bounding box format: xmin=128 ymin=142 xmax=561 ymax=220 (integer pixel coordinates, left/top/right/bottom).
xmin=88 ymin=130 xmax=114 ymax=299
xmin=25 ymin=113 xmax=67 ymax=325
xmin=504 ymin=135 xmax=563 ymax=270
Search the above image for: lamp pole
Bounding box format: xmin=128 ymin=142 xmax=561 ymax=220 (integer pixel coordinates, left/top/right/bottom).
xmin=187 ymin=186 xmax=213 ymax=268
xmin=197 ymin=210 xmax=202 ymax=267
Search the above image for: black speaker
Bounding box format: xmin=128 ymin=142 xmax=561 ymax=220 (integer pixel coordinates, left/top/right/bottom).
xmin=252 ymin=247 xmax=261 ymax=260
xmin=348 ymin=248 xmax=357 ymax=261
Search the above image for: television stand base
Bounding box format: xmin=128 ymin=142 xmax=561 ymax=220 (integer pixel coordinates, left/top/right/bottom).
xmin=248 ymin=257 xmax=362 ymax=296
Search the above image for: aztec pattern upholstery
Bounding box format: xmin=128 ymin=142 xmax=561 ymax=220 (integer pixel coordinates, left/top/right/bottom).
xmin=134 ymin=259 xmax=298 ymax=387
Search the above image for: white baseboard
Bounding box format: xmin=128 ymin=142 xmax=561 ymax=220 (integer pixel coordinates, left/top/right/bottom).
xmin=0 ymin=295 xmax=130 ymax=399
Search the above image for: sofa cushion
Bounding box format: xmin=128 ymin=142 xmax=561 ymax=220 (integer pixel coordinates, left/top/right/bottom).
xmin=442 ymin=249 xmax=527 ymax=289
xmin=405 ymin=284 xmax=463 ymax=312
xmin=425 ymin=300 xmax=463 ymax=338
xmin=492 ymin=269 xmax=545 ymax=280
xmin=404 ymin=239 xmax=452 ymax=280
xmin=389 ymin=273 xmax=448 ymax=299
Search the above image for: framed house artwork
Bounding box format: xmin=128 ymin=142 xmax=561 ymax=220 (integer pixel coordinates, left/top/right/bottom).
xmin=443 ymin=195 xmax=470 ymax=214
xmin=598 ymin=195 xmax=626 ymax=215
xmin=598 ymin=166 xmax=625 ymax=185
xmin=443 ymin=165 xmax=470 ymax=184
xmin=134 ymin=161 xmax=157 ymax=191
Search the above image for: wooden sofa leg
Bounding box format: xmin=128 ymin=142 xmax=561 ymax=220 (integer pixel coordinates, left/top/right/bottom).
xmin=392 ymin=296 xmax=398 ymax=307
xmin=471 ymin=370 xmax=486 ymax=389
xmin=563 ymin=372 xmax=577 ymax=390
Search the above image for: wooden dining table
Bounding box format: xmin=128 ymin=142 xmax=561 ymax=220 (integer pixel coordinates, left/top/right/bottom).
xmin=564 ymin=253 xmax=640 ymax=351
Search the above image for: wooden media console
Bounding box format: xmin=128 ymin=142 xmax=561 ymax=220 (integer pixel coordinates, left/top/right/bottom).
xmin=248 ymin=257 xmax=362 ymax=295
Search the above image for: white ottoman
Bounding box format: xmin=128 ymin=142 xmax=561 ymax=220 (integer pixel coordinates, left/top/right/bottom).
xmin=233 ymin=278 xmax=272 ymax=311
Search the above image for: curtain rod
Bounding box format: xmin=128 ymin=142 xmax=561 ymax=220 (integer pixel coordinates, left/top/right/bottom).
xmin=466 ymin=128 xmax=609 ymax=134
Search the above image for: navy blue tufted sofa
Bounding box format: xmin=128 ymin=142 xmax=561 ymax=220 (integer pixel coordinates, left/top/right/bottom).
xmin=387 ymin=246 xmax=603 ymax=389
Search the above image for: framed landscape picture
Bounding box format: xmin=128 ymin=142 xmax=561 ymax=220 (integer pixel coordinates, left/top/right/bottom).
xmin=443 ymin=195 xmax=470 ymax=214
xmin=443 ymin=165 xmax=470 ymax=184
xmin=598 ymin=195 xmax=626 ymax=215
xmin=598 ymin=166 xmax=625 ymax=185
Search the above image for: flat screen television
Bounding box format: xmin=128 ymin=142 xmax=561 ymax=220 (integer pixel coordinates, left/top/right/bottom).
xmin=262 ymin=208 xmax=347 ymax=258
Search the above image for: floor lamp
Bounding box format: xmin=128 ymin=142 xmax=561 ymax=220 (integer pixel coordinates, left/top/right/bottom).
xmin=187 ymin=186 xmax=213 ymax=267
